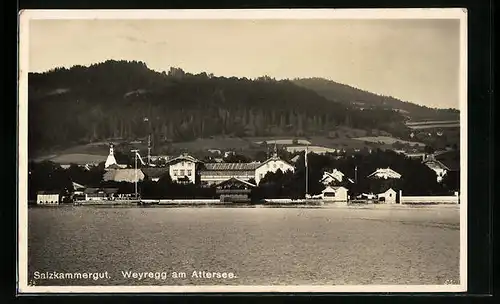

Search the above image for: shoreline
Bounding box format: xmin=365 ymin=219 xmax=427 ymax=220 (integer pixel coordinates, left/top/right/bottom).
xmin=30 ymin=201 xmax=460 ymax=209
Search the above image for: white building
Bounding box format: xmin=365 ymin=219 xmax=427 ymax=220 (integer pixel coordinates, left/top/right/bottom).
xmin=377 ymin=188 xmax=398 ymax=204
xmin=320 ymin=169 xmax=354 ymax=186
xmin=367 ymin=167 xmax=402 ymax=179
xmin=321 ymin=186 xmax=349 ymax=203
xmin=36 ymin=192 xmax=60 ymax=205
xmin=254 ymin=156 xmax=294 ymax=185
xmin=423 ymin=155 xmax=450 ymax=182
xmin=200 ymin=162 xmax=259 ymax=186
xmin=166 ymin=153 xmax=201 ymax=184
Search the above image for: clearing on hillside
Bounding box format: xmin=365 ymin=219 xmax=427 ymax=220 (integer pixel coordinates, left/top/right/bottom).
xmin=353 ymin=136 xmax=425 ymax=147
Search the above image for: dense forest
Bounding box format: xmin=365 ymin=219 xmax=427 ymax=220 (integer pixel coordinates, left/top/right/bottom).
xmin=29 ymin=60 xmax=414 ymax=154
xmin=293 ymin=78 xmax=460 ymax=121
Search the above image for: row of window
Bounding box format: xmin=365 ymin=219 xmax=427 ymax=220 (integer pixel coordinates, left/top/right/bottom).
xmin=173 ymin=169 xmax=192 ymax=176
xmin=266 ymin=163 xmax=286 ymax=169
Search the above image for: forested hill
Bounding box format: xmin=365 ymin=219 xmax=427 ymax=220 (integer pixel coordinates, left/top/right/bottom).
xmin=28 ymin=60 xmax=408 ymax=154
xmin=293 ymin=78 xmax=460 ymax=121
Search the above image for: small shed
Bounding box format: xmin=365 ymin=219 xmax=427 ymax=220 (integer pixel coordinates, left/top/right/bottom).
xmin=377 ymin=188 xmax=397 ymax=204
xmin=36 ymin=191 xmax=60 ymax=205
xmin=321 ymin=186 xmax=348 ymax=202
xmin=215 ymin=177 xmax=256 ymax=203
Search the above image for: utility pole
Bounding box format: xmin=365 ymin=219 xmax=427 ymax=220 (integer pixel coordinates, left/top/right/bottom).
xmin=147 ymin=134 xmax=151 ymax=166
xmin=131 ymin=149 xmax=139 ymax=199
xmin=355 ymin=166 xmax=358 ymax=184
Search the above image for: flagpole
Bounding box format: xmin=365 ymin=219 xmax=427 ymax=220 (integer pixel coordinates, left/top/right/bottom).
xmin=355 ymin=166 xmax=358 ymax=184
xmin=131 ymin=149 xmax=139 ymax=200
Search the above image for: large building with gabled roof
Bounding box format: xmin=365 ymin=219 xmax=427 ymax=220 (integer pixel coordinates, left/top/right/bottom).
xmin=165 ymin=153 xmax=203 ymax=184
xmin=200 ymin=162 xmax=260 ymax=186
xmin=254 ymin=155 xmax=294 ymax=184
xmin=423 ymin=150 xmax=460 ymax=182
xmin=198 ymin=152 xmax=294 ymax=186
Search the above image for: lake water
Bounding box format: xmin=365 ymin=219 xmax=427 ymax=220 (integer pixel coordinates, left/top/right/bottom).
xmin=27 ymin=206 xmax=460 ymax=286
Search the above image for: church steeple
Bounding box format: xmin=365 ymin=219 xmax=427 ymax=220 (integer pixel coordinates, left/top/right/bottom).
xmin=273 ymin=141 xmax=278 ymax=158
xmin=105 ymin=143 xmax=118 ymax=169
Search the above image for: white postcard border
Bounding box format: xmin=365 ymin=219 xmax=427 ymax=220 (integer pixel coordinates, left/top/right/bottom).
xmin=17 ymin=8 xmax=468 ymax=294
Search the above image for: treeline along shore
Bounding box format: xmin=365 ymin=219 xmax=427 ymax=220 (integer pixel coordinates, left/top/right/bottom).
xmin=29 ymin=149 xmax=460 ymax=204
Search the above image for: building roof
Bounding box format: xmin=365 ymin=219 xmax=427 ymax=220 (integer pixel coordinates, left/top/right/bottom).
xmin=322 ymin=186 xmax=348 ymax=192
xmin=37 ymin=191 xmax=60 ymax=195
xmin=321 ymin=169 xmax=354 ymax=184
xmin=201 ymin=156 xmax=292 ymax=173
xmin=405 ymin=152 xmax=426 ymax=157
xmin=290 ymin=155 xmax=301 ymax=162
xmin=141 ymin=167 xmax=170 ymax=179
xmin=203 ymin=162 xmax=261 ymax=171
xmin=423 ymin=160 xmax=449 ymax=171
xmin=166 ymin=154 xmax=202 ymax=165
xmin=106 ymin=163 xmax=128 ymax=169
xmin=379 ymin=188 xmax=396 ymax=195
xmin=367 ymin=168 xmax=402 ymax=179
xmin=216 ymin=177 xmax=256 ymax=188
xmin=103 ymin=169 xmax=145 ymax=183
xmin=150 ymin=155 xmax=173 ymax=161
xmin=200 ymin=170 xmax=256 ymax=176
xmin=72 ymin=181 xmax=86 ymax=190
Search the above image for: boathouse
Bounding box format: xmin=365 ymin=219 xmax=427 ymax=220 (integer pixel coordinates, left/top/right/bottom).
xmin=215 ymin=177 xmax=256 ymax=203
xmin=36 ymin=191 xmax=60 ymax=205
xmin=321 ymin=186 xmax=349 ymax=203
xmin=377 ymin=188 xmax=398 ymax=204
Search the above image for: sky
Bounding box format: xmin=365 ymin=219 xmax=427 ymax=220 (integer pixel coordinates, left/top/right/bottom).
xmin=28 ymin=18 xmax=461 ymax=109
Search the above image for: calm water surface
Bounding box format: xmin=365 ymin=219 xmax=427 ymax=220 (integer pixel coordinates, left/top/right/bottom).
xmin=28 ymin=206 xmax=460 ymax=286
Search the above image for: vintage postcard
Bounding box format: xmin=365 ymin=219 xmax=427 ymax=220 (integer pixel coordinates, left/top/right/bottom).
xmin=18 ymin=8 xmax=467 ymax=293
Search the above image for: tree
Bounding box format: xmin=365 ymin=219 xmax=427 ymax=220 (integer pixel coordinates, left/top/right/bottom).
xmin=441 ymin=170 xmax=460 ymax=192
xmin=392 ymin=141 xmax=405 ymax=150
xmin=424 ymin=145 xmax=435 ymax=155
xmin=28 ymin=60 xmax=455 ymax=155
xmin=223 ymin=153 xmax=251 ymax=163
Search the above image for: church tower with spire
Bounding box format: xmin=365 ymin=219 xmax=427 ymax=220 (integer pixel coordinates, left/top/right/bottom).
xmin=105 ymin=143 xmax=118 ymax=169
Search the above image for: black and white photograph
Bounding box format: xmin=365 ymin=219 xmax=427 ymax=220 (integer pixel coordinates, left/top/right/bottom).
xmin=18 ymin=9 xmax=467 ymax=293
